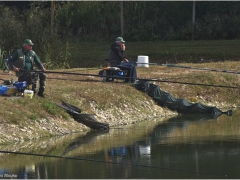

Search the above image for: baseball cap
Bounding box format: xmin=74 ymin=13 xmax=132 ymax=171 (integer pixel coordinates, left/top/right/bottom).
xmin=23 ymin=39 xmax=34 ymax=46
xmin=116 ymin=37 xmax=125 ymax=43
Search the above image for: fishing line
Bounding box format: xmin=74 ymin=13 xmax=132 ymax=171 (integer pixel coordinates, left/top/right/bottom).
xmin=0 ymin=150 xmax=225 ymax=178
xmin=17 ymin=70 xmax=240 ymax=89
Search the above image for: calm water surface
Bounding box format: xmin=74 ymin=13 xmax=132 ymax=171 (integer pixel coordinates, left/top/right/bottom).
xmin=0 ymin=110 xmax=240 ymax=179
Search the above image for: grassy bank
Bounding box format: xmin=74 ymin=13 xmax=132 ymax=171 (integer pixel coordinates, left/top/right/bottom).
xmin=67 ymin=39 xmax=240 ymax=68
xmin=0 ymin=60 xmax=239 ymax=144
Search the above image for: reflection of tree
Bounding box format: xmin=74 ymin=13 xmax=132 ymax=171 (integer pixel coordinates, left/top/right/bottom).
xmin=150 ymin=114 xmax=219 ymax=145
xmin=63 ymin=130 xmax=109 ymax=155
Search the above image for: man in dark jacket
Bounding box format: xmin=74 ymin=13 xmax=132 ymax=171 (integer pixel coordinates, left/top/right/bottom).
xmin=108 ymin=37 xmax=128 ymax=67
xmin=108 ymin=37 xmax=137 ymax=83
xmin=8 ymin=39 xmax=47 ymax=97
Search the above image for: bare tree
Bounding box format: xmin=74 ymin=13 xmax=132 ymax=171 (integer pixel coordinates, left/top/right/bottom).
xmin=51 ymin=0 xmax=55 ymax=34
xmin=192 ymin=1 xmax=196 ymax=40
xmin=121 ymin=1 xmax=123 ymax=37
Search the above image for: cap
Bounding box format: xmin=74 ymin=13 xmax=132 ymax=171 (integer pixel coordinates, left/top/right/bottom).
xmin=116 ymin=37 xmax=125 ymax=43
xmin=23 ymin=39 xmax=34 ymax=46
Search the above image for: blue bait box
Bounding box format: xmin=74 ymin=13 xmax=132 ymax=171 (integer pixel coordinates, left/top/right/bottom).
xmin=13 ymin=81 xmax=27 ymax=92
xmin=0 ymin=85 xmax=8 ymax=95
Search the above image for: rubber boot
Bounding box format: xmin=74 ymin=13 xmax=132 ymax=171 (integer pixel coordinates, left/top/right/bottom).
xmin=37 ymin=80 xmax=45 ymax=97
xmin=32 ymin=83 xmax=38 ymax=95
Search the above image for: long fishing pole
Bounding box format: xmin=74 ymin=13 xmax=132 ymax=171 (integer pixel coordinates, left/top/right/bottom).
xmin=130 ymin=62 xmax=240 ymax=75
xmin=137 ymin=78 xmax=239 ymax=89
xmin=0 ymin=150 xmax=226 ymax=178
xmin=159 ymin=63 xmax=240 ymax=74
xmin=18 ymin=70 xmax=240 ymax=89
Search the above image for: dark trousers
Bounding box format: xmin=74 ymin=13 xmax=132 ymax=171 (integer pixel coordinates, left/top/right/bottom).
xmin=117 ymin=61 xmax=137 ymax=83
xmin=18 ymin=72 xmax=46 ymax=94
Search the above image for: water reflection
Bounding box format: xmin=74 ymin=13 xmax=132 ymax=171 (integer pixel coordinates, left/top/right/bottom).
xmin=63 ymin=130 xmax=109 ymax=155
xmin=0 ymin=110 xmax=239 ymax=178
xmin=150 ymin=113 xmax=221 ymax=145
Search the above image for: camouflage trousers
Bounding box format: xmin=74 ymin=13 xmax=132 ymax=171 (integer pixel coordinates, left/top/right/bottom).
xmin=18 ymin=72 xmax=46 ymax=94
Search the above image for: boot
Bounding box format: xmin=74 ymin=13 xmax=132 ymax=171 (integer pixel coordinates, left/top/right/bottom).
xmin=37 ymin=91 xmax=45 ymax=98
xmin=37 ymin=80 xmax=46 ymax=98
xmin=32 ymin=83 xmax=38 ymax=95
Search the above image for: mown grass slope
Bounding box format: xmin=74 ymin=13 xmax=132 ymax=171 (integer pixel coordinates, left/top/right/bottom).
xmin=0 ymin=61 xmax=239 ymax=126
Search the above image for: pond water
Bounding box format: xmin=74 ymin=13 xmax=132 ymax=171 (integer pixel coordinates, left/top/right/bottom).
xmin=0 ymin=109 xmax=240 ymax=179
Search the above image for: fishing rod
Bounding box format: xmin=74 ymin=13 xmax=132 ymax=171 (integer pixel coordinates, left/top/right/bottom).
xmin=0 ymin=150 xmax=225 ymax=178
xmin=18 ymin=69 xmax=240 ymax=89
xmin=132 ymin=61 xmax=240 ymax=74
xmin=47 ymin=77 xmax=100 ymax=82
xmin=160 ymin=63 xmax=240 ymax=74
xmin=138 ymin=78 xmax=240 ymax=89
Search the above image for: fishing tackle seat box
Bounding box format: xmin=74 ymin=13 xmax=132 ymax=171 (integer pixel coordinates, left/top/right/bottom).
xmin=99 ymin=67 xmax=126 ymax=82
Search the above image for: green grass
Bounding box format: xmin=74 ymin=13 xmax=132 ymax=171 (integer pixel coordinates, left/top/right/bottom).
xmin=1 ymin=60 xmax=239 ymax=126
xmin=41 ymin=101 xmax=59 ymax=115
xmin=68 ymin=40 xmax=240 ymax=68
xmin=0 ymin=40 xmax=239 ymax=143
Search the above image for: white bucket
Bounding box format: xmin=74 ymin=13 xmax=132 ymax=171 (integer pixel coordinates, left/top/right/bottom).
xmin=139 ymin=145 xmax=151 ymax=156
xmin=137 ymin=55 xmax=149 ymax=68
xmin=24 ymin=90 xmax=34 ymax=99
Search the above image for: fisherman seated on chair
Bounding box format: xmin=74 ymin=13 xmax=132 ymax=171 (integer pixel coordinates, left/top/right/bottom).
xmin=108 ymin=37 xmax=137 ymax=83
xmin=8 ymin=39 xmax=47 ymax=97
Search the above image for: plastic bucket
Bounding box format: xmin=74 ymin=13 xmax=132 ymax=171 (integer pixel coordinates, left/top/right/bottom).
xmin=24 ymin=90 xmax=34 ymax=99
xmin=0 ymin=85 xmax=8 ymax=95
xmin=137 ymin=56 xmax=149 ymax=68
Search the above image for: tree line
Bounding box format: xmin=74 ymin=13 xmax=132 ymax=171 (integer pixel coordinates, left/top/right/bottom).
xmin=0 ymin=1 xmax=240 ymax=68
